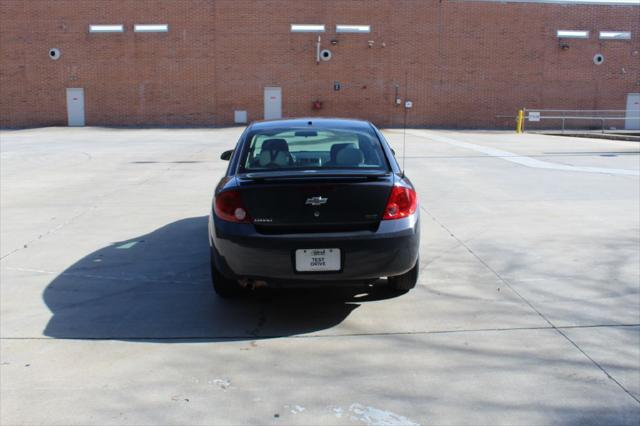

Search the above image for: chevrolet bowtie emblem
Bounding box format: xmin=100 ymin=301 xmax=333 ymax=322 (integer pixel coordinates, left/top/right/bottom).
xmin=305 ymin=196 xmax=328 ymax=206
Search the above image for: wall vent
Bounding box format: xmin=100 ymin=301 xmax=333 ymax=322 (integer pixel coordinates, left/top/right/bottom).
xmin=336 ymin=25 xmax=371 ymax=33
xmin=291 ymin=24 xmax=325 ymax=33
xmin=556 ymin=30 xmax=589 ymax=39
xmin=89 ymin=24 xmax=124 ymax=33
xmin=134 ymin=24 xmax=169 ymax=33
xmin=599 ymin=31 xmax=631 ymax=40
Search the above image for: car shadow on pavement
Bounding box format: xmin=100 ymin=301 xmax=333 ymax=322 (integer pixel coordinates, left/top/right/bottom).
xmin=42 ymin=216 xmax=402 ymax=341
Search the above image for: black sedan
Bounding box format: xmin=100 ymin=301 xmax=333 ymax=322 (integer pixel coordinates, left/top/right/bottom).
xmin=209 ymin=118 xmax=420 ymax=297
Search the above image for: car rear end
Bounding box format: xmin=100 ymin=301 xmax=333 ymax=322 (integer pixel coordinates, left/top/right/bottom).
xmin=209 ymin=119 xmax=419 ymax=289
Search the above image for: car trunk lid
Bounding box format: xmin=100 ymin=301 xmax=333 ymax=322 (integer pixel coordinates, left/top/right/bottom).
xmin=236 ymin=171 xmax=394 ymax=233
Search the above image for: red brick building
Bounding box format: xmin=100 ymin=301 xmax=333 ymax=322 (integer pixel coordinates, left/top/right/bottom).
xmin=1 ymin=0 xmax=639 ymax=128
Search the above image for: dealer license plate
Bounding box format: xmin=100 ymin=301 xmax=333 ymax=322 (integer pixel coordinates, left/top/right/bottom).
xmin=295 ymin=248 xmax=341 ymax=272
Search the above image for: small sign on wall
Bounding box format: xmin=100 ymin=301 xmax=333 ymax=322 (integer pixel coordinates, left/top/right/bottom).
xmin=334 ymin=82 xmax=341 ymax=91
xmin=528 ymin=111 xmax=541 ymax=122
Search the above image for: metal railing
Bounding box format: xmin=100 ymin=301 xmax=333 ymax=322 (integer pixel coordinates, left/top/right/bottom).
xmin=520 ymin=109 xmax=637 ymax=134
xmin=525 ymin=109 xmax=633 ymax=133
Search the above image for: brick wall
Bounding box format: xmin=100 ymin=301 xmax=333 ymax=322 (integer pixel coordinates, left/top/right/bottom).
xmin=1 ymin=0 xmax=638 ymax=128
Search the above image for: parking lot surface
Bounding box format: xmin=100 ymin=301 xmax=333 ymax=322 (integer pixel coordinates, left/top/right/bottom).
xmin=1 ymin=127 xmax=639 ymax=425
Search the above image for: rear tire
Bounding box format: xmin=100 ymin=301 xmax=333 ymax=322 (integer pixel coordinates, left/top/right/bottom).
xmin=210 ymin=248 xmax=242 ymax=298
xmin=388 ymin=257 xmax=419 ymax=292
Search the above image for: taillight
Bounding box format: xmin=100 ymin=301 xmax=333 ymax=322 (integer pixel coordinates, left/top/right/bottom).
xmin=214 ymin=190 xmax=252 ymax=223
xmin=383 ymin=185 xmax=417 ymax=220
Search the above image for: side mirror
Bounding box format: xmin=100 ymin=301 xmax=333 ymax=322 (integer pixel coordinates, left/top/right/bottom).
xmin=220 ymin=150 xmax=233 ymax=161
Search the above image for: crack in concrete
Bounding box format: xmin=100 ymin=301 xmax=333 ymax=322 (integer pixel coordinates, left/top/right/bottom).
xmin=0 ymin=146 xmax=208 ymax=262
xmin=248 ymin=305 xmax=268 ymax=337
xmin=420 ymin=205 xmax=640 ymax=405
xmin=0 ymin=208 xmax=92 ymax=261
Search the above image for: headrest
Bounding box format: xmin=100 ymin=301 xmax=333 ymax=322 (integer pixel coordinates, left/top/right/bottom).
xmin=357 ymin=134 xmax=372 ymax=145
xmin=258 ymin=150 xmax=272 ymax=167
xmin=336 ymin=147 xmax=364 ymax=166
xmin=262 ymin=138 xmax=289 ymax=152
xmin=330 ymin=143 xmax=353 ymax=162
xmin=258 ymin=148 xmax=292 ymax=167
xmin=272 ymin=151 xmax=291 ymax=167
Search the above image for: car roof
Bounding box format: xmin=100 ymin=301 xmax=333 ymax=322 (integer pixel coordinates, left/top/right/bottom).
xmin=248 ymin=117 xmax=374 ymax=131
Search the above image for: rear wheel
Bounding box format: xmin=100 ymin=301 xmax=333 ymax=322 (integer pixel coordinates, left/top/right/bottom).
xmin=210 ymin=248 xmax=242 ymax=298
xmin=388 ymin=257 xmax=419 ymax=292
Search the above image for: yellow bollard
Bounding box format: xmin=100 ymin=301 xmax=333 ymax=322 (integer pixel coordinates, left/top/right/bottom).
xmin=516 ymin=109 xmax=524 ymax=134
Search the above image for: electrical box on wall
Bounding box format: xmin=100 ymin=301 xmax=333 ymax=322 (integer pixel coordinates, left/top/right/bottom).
xmin=234 ymin=110 xmax=247 ymax=123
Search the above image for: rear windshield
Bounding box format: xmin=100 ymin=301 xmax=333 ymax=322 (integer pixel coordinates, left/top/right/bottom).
xmin=239 ymin=127 xmax=388 ymax=172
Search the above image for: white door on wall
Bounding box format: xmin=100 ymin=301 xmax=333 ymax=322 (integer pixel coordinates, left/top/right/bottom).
xmin=264 ymin=87 xmax=282 ymax=120
xmin=625 ymin=93 xmax=640 ymax=130
xmin=66 ymin=88 xmax=85 ymax=126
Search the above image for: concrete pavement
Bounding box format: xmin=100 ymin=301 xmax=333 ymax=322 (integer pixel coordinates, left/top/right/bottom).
xmin=1 ymin=127 xmax=638 ymax=425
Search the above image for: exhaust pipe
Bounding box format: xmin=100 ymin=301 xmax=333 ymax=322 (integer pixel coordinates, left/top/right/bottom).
xmin=238 ymin=278 xmax=268 ymax=290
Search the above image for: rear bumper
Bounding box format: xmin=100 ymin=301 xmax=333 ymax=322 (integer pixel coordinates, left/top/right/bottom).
xmin=209 ymin=213 xmax=420 ymax=285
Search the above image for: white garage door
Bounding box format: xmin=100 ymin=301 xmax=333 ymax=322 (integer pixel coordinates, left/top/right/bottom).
xmin=625 ymin=93 xmax=640 ymax=130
